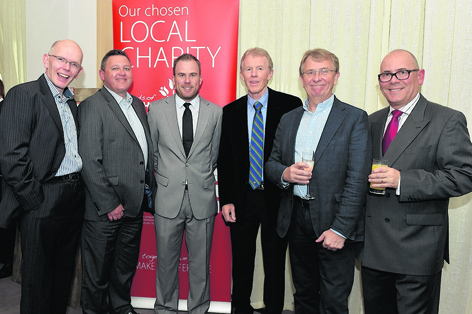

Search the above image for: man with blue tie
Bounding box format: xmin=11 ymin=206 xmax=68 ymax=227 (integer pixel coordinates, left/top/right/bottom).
xmin=218 ymin=48 xmax=302 ymax=314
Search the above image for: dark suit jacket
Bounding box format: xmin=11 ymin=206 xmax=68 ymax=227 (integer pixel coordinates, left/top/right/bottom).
xmin=218 ymin=88 xmax=302 ymax=219
xmin=362 ymin=94 xmax=472 ymax=276
xmin=266 ymin=96 xmax=371 ymax=241
xmin=78 ymin=88 xmax=156 ymax=221
xmin=0 ymin=74 xmax=77 ymax=228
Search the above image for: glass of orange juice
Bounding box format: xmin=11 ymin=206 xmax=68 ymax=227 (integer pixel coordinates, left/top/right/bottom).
xmin=370 ymin=158 xmax=388 ymax=195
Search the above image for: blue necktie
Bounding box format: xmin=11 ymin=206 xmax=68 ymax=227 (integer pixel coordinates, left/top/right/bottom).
xmin=249 ymin=101 xmax=264 ymax=189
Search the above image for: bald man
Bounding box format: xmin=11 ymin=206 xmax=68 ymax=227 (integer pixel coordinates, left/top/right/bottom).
xmin=0 ymin=39 xmax=85 ymax=314
xmin=362 ymin=49 xmax=472 ymax=314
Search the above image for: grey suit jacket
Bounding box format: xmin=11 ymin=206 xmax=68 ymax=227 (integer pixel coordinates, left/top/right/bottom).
xmin=148 ymin=95 xmax=222 ymax=219
xmin=266 ymin=96 xmax=371 ymax=241
xmin=78 ymin=88 xmax=156 ymax=221
xmin=0 ymin=75 xmax=76 ymax=228
xmin=362 ymin=94 xmax=472 ymax=275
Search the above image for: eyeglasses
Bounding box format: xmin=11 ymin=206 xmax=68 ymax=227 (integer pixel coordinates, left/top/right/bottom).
xmin=378 ymin=69 xmax=419 ymax=82
xmin=48 ymin=54 xmax=82 ymax=70
xmin=302 ymin=68 xmax=336 ymax=78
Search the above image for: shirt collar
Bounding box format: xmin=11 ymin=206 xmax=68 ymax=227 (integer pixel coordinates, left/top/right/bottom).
xmin=388 ymin=92 xmax=420 ymax=116
xmin=44 ymin=74 xmax=74 ymax=100
xmin=303 ymin=94 xmax=334 ymax=113
xmin=247 ymin=88 xmax=269 ymax=109
xmin=175 ymin=94 xmax=200 ymax=109
xmin=104 ymin=85 xmax=132 ymax=107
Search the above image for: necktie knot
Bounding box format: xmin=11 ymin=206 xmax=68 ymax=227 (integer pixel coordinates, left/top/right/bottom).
xmin=184 ymin=102 xmax=191 ymax=110
xmin=382 ymin=110 xmax=403 ymax=155
xmin=254 ymin=101 xmax=262 ymax=112
xmin=391 ymin=109 xmax=402 ymax=119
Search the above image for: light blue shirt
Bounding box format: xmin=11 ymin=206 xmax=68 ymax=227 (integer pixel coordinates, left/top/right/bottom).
xmin=105 ymin=86 xmax=148 ymax=168
xmin=247 ymin=89 xmax=269 ymax=181
xmin=293 ymin=94 xmax=334 ymax=197
xmin=45 ymin=75 xmax=82 ymax=176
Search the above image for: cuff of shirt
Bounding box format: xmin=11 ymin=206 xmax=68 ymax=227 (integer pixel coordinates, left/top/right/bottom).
xmin=331 ymin=228 xmax=346 ymax=239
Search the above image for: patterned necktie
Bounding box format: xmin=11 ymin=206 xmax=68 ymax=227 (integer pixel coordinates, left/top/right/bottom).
xmin=382 ymin=109 xmax=403 ymax=155
xmin=182 ymin=103 xmax=193 ymax=156
xmin=249 ymin=101 xmax=264 ymax=189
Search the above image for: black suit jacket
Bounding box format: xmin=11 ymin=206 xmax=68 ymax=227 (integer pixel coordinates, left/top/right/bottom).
xmin=218 ymin=88 xmax=302 ymax=220
xmin=0 ymin=74 xmax=77 ymax=228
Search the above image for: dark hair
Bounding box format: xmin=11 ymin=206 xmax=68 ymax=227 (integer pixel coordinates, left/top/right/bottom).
xmin=0 ymin=78 xmax=4 ymax=99
xmin=173 ymin=54 xmax=201 ymax=76
xmin=100 ymin=49 xmax=131 ymax=71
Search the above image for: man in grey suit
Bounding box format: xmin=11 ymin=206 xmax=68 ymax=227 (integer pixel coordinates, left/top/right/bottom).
xmin=362 ymin=49 xmax=472 ymax=314
xmin=148 ymin=54 xmax=222 ymax=314
xmin=0 ymin=39 xmax=85 ymax=314
xmin=265 ymin=48 xmax=371 ymax=314
xmin=78 ymin=49 xmax=156 ymax=314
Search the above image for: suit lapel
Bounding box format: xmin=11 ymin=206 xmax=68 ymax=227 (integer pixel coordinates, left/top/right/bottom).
xmin=190 ymin=97 xmax=211 ymax=158
xmin=100 ymin=88 xmax=140 ymax=144
xmin=236 ymin=96 xmax=250 ymax=159
xmin=164 ymin=96 xmax=187 ymax=157
xmin=38 ymin=75 xmax=64 ymax=135
xmin=384 ymin=96 xmax=430 ymax=166
xmin=371 ymin=108 xmax=389 ymax=159
xmin=314 ymin=98 xmax=346 ymax=164
xmin=265 ymin=88 xmax=281 ymax=159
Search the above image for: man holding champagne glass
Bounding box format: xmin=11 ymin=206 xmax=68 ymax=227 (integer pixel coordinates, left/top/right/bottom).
xmin=266 ymin=48 xmax=371 ymax=314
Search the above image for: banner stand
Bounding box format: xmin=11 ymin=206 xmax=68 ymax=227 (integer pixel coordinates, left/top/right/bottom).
xmin=131 ymin=297 xmax=231 ymax=313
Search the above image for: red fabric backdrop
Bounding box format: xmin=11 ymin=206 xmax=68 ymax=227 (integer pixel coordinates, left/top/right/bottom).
xmin=112 ymin=0 xmax=239 ymax=303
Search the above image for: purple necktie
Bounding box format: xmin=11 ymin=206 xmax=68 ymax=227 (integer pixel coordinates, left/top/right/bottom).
xmin=382 ymin=110 xmax=402 ymax=155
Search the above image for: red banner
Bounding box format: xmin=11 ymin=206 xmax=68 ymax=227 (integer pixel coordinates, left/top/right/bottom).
xmin=112 ymin=0 xmax=239 ymax=310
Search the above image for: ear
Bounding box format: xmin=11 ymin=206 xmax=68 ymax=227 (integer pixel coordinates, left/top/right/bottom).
xmin=418 ymin=69 xmax=425 ymax=85
xmin=99 ymin=69 xmax=105 ymax=82
xmin=267 ymin=69 xmax=274 ymax=81
xmin=42 ymin=54 xmax=49 ymax=69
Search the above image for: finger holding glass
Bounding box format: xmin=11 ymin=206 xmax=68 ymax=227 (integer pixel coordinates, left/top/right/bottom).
xmin=302 ymin=151 xmax=315 ymax=200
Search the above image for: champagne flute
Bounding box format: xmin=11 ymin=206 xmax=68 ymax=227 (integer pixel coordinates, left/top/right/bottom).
xmin=302 ymin=151 xmax=315 ymax=200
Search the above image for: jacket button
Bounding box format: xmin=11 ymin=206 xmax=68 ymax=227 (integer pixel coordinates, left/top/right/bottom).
xmin=385 ymin=218 xmax=390 ymax=222
xmin=140 ymin=161 xmax=144 ymax=165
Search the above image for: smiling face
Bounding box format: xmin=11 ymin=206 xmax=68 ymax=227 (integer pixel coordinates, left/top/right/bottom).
xmin=379 ymin=50 xmax=425 ymax=109
xmin=240 ymin=54 xmax=274 ymax=100
xmin=300 ymin=57 xmax=340 ymax=105
xmin=99 ymin=55 xmax=133 ymax=98
xmin=172 ymin=59 xmax=202 ymax=101
xmin=43 ymin=40 xmax=83 ymax=95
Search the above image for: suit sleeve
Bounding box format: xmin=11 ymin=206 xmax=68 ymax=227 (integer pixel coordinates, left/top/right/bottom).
xmin=78 ymin=99 xmax=121 ymax=215
xmin=330 ymin=110 xmax=371 ymax=239
xmin=399 ymin=111 xmax=472 ymax=201
xmin=0 ymin=87 xmax=44 ymax=210
xmin=211 ymin=107 xmax=223 ymax=171
xmin=265 ymin=113 xmax=292 ymax=189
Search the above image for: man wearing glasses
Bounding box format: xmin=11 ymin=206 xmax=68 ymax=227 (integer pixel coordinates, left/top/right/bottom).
xmin=0 ymin=40 xmax=85 ymax=313
xmin=362 ymin=49 xmax=472 ymax=314
xmin=265 ymin=48 xmax=370 ymax=313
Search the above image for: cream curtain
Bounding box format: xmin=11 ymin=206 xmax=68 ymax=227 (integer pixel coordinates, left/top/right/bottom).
xmin=239 ymin=1 xmax=472 ymax=313
xmin=0 ymin=0 xmax=26 ymax=92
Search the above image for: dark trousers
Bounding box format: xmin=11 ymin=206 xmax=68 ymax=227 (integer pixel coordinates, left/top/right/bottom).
xmin=0 ymin=173 xmax=16 ymax=266
xmin=362 ymin=266 xmax=442 ymax=314
xmin=18 ymin=179 xmax=84 ymax=314
xmin=289 ymin=198 xmax=356 ymax=314
xmin=81 ymin=212 xmax=143 ymax=314
xmin=230 ymin=186 xmax=288 ymax=314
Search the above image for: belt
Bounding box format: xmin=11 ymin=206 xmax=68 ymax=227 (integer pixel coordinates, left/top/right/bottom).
xmin=293 ymin=195 xmax=310 ymax=208
xmin=51 ymin=172 xmax=80 ymax=182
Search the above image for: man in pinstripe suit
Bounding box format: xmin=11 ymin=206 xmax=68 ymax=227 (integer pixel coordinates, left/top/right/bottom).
xmin=0 ymin=39 xmax=85 ymax=314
